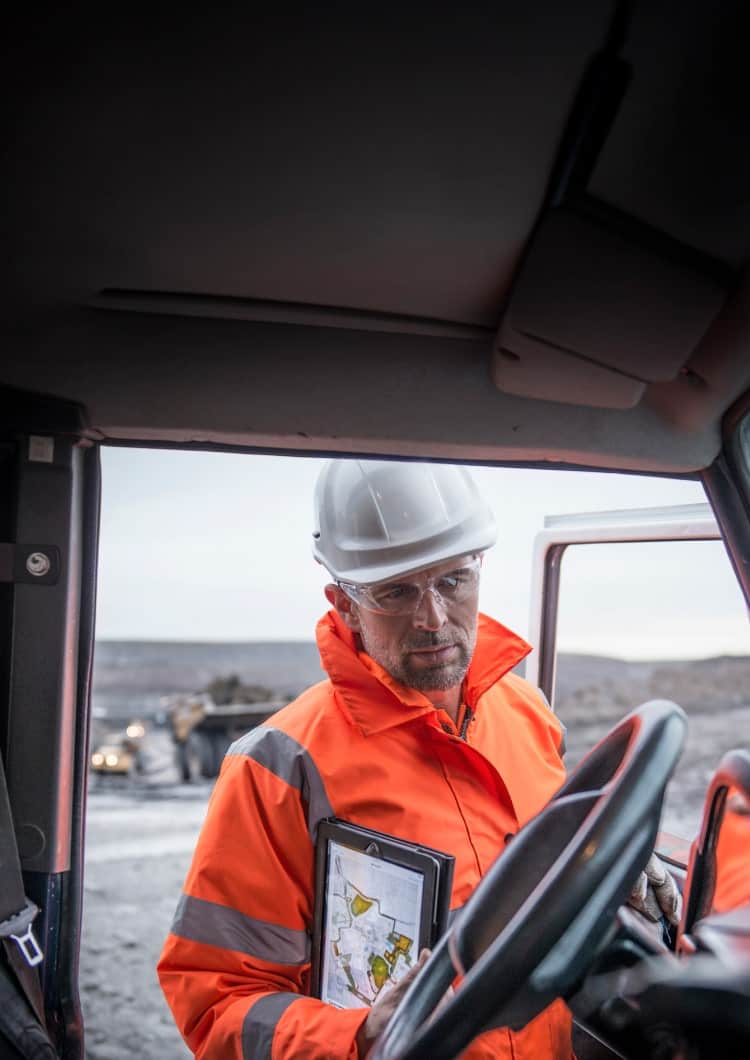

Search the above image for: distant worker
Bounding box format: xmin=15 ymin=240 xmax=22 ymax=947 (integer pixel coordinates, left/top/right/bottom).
xmin=158 ymin=459 xmax=679 ymax=1058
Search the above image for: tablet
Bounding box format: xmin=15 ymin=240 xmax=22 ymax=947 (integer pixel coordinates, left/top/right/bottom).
xmin=311 ymin=818 xmax=454 ymax=1008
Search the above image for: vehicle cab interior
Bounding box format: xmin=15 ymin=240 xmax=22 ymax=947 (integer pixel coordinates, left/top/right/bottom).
xmin=1 ymin=2 xmax=750 ymax=1057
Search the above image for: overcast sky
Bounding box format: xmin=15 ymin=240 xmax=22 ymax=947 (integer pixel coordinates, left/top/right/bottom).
xmin=96 ymin=448 xmax=750 ymax=661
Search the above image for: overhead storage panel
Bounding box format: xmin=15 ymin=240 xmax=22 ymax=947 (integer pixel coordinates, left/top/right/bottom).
xmin=493 ymin=208 xmax=727 ymax=408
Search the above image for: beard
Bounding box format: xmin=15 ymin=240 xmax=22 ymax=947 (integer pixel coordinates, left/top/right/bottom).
xmin=359 ymin=625 xmax=476 ymax=692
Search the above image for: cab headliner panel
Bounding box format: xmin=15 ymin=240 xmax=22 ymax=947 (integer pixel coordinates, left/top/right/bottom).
xmin=2 ymin=3 xmax=748 ymax=471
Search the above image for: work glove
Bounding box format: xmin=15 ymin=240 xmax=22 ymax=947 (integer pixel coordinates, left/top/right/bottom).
xmin=627 ymin=853 xmax=682 ymax=926
xmin=727 ymin=790 xmax=750 ymax=816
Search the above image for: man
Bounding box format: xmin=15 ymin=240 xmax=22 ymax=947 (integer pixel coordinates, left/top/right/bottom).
xmin=158 ymin=459 xmax=676 ymax=1058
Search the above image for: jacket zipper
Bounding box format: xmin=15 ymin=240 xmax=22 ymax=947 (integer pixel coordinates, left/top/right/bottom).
xmin=458 ymin=706 xmax=472 ymax=740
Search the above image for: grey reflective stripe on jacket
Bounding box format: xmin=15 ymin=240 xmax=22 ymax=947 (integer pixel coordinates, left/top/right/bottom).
xmin=227 ymin=726 xmax=334 ymax=842
xmin=170 ymin=893 xmax=310 ymax=965
xmin=242 ymin=993 xmax=301 ymax=1060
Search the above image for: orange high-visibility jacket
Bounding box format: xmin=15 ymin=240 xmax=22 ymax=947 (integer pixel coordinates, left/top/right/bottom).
xmin=158 ymin=612 xmax=572 ymax=1059
xmin=713 ymin=798 xmax=750 ymax=914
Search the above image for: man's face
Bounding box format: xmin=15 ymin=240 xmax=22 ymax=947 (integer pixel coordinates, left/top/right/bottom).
xmin=328 ymin=555 xmax=481 ymax=693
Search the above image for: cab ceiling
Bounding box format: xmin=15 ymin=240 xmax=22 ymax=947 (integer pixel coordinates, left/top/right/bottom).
xmin=1 ymin=4 xmax=749 ymax=472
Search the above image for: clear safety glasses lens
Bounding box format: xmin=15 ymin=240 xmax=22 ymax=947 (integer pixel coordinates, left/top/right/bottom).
xmin=339 ymin=556 xmax=481 ymax=615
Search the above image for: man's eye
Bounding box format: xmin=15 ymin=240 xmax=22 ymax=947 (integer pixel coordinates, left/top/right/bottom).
xmin=437 ymin=576 xmax=460 ymax=592
xmin=377 ymin=584 xmax=415 ymax=602
xmin=441 ymin=567 xmax=473 ymax=586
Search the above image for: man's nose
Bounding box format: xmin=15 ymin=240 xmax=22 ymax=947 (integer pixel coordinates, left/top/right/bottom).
xmin=412 ymin=587 xmax=447 ymax=630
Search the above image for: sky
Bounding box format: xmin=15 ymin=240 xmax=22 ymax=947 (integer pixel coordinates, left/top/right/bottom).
xmin=95 ymin=447 xmax=750 ymax=660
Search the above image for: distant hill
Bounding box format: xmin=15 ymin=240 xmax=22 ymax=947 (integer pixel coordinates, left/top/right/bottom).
xmin=93 ymin=639 xmax=750 ymax=722
xmin=555 ymin=652 xmax=750 ymax=724
xmin=93 ymin=640 xmax=325 ymax=716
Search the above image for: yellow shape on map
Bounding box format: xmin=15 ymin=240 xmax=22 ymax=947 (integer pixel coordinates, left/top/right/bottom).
xmin=369 ymin=955 xmax=390 ymax=990
xmin=351 ymin=893 xmax=373 ymax=917
xmin=385 ymin=934 xmax=413 ymax=964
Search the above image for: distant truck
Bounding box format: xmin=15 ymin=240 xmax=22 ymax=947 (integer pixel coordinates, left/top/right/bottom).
xmin=166 ymin=690 xmax=287 ymax=781
xmin=90 ymin=721 xmax=147 ymax=777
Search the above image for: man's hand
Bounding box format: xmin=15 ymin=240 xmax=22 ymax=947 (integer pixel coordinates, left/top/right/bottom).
xmin=356 ymin=948 xmax=431 ymax=1058
xmin=628 ymin=853 xmax=682 ymax=926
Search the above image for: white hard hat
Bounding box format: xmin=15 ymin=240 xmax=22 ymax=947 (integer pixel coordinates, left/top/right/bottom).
xmin=312 ymin=460 xmax=497 ymax=584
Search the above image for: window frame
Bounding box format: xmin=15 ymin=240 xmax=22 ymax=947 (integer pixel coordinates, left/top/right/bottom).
xmin=526 ymin=502 xmax=721 ymax=707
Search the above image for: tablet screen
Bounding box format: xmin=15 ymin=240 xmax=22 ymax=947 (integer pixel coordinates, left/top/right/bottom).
xmin=320 ymin=838 xmax=426 ymax=1009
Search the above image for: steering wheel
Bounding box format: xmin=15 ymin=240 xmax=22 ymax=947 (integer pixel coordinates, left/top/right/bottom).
xmin=370 ymin=699 xmax=687 ymax=1060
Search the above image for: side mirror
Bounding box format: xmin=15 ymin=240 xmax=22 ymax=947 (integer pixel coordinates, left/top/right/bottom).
xmin=679 ymin=748 xmax=750 ymax=947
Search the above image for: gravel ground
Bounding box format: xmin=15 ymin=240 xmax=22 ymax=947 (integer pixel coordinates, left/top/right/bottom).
xmin=81 ymin=733 xmax=209 ymax=1059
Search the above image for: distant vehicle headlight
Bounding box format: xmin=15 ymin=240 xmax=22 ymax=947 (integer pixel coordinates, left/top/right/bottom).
xmin=126 ymin=723 xmax=145 ymax=739
xmin=91 ymin=752 xmax=105 ymax=767
xmin=104 ymin=753 xmax=119 ymax=767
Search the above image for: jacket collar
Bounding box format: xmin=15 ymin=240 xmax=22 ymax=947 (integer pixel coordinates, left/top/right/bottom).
xmin=316 ymin=609 xmax=532 ymax=736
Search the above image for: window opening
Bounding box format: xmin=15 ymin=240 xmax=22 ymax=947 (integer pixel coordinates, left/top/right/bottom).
xmin=83 ymin=450 xmax=717 ymax=1057
xmin=554 ymin=539 xmax=750 ymax=838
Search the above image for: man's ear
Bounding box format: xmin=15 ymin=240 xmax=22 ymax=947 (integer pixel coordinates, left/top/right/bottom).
xmin=324 ymin=583 xmax=362 ymax=631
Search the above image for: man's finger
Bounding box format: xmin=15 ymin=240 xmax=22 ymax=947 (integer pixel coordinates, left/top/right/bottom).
xmin=397 ymin=948 xmax=431 ymax=989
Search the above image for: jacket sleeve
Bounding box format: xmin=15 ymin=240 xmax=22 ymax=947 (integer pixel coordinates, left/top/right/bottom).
xmin=157 ymin=726 xmax=369 ymax=1059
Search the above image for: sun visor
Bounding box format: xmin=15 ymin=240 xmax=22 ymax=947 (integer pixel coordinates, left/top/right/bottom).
xmin=492 ymin=208 xmax=726 ymax=408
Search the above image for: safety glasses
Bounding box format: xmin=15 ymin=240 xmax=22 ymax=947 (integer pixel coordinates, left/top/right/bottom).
xmin=337 ymin=555 xmax=481 ymax=616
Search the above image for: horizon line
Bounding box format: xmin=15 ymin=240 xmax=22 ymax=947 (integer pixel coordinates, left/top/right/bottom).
xmin=94 ymin=638 xmax=750 ymax=666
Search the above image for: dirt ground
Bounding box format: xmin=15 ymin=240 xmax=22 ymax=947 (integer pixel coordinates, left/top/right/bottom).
xmin=81 ymin=732 xmax=208 ymax=1059
xmin=79 ymin=702 xmax=750 ymax=1057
